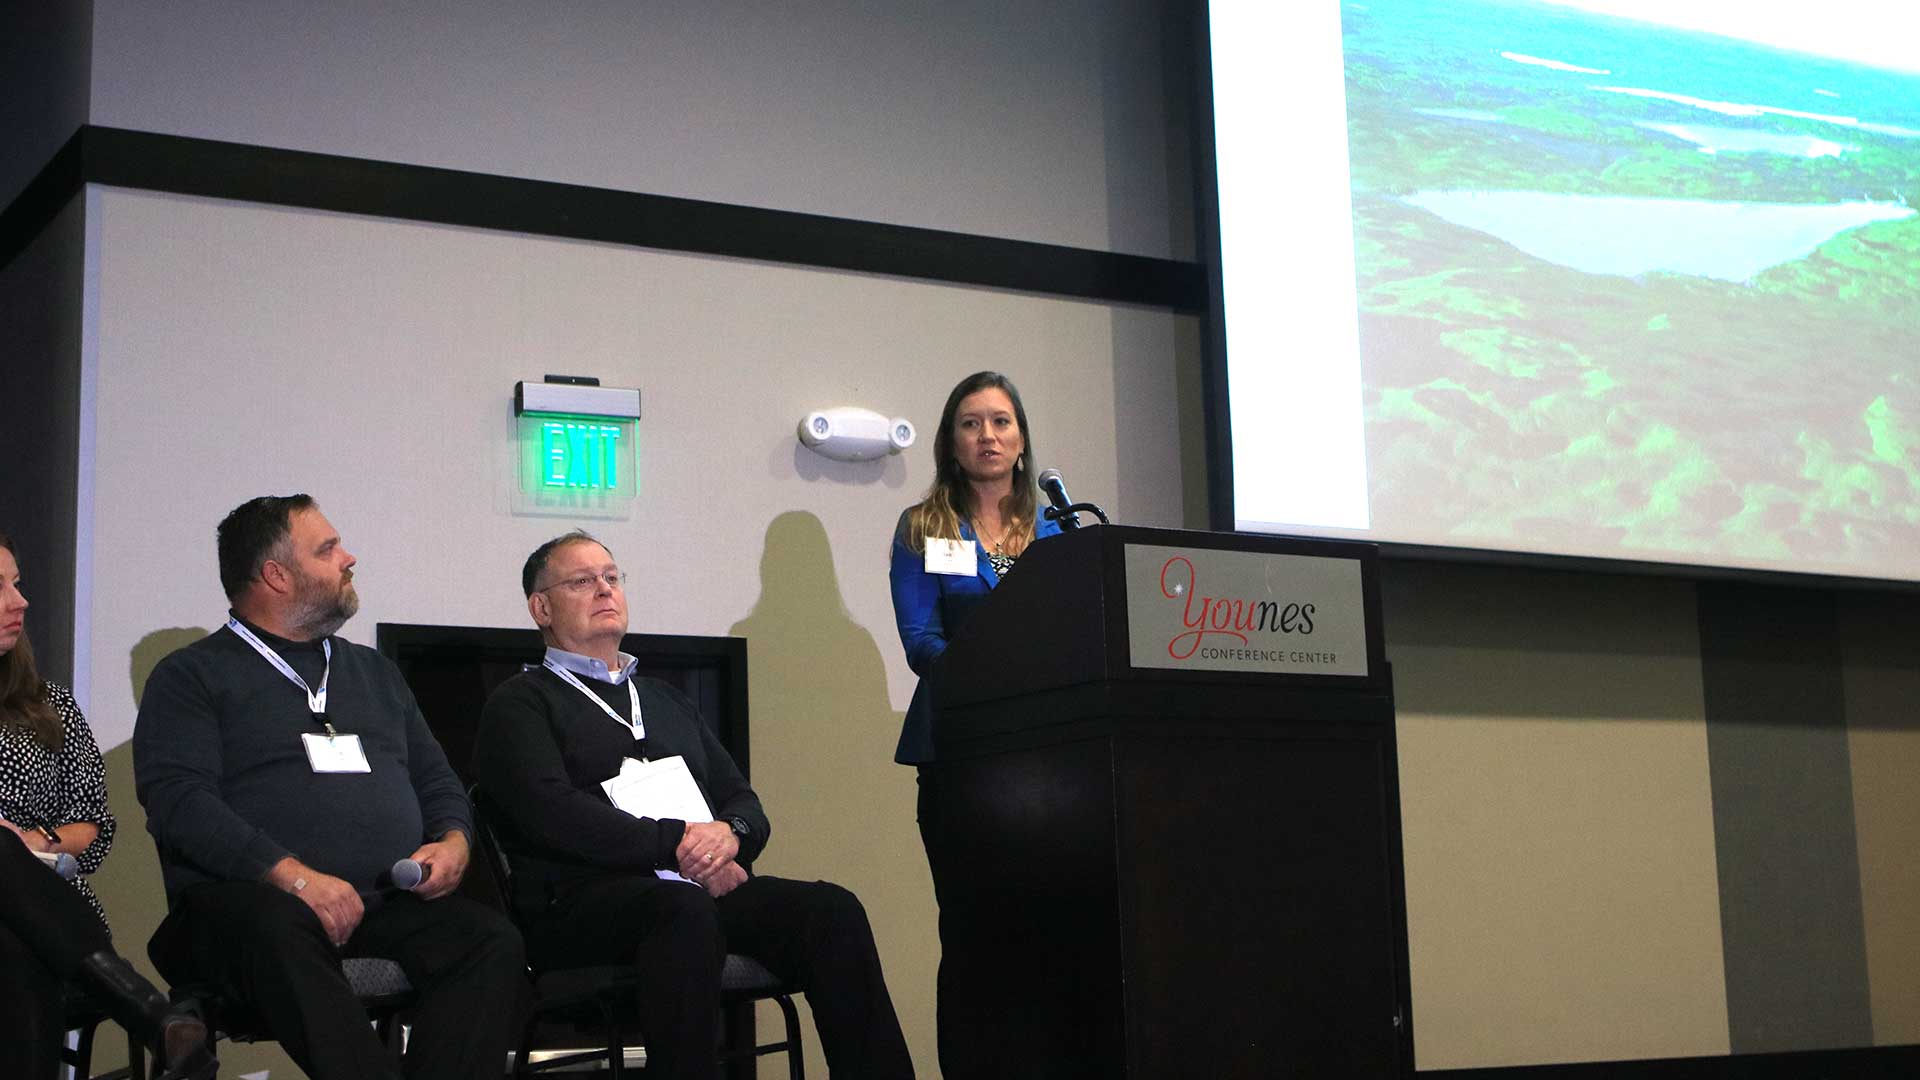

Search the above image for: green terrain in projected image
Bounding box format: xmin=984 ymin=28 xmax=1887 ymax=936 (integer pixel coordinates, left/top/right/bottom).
xmin=1342 ymin=0 xmax=1920 ymax=569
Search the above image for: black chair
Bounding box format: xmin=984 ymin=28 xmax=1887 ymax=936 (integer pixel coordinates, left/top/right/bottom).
xmin=159 ymin=957 xmax=415 ymax=1078
xmin=718 ymin=955 xmax=805 ymax=1080
xmin=61 ymin=987 xmax=142 ymax=1080
xmin=468 ymin=785 xmax=804 ymax=1079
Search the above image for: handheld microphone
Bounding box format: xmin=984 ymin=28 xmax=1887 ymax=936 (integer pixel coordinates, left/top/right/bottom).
xmin=33 ymin=849 xmax=79 ymax=881
xmin=382 ymin=858 xmax=431 ymax=892
xmin=1037 ymin=468 xmax=1082 ymax=530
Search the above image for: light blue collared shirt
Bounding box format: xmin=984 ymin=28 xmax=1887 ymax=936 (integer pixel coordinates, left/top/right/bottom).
xmin=542 ymin=646 xmax=640 ymax=686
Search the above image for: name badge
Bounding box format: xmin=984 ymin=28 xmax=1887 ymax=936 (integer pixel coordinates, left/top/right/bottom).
xmin=302 ymin=732 xmax=372 ymax=774
xmin=924 ymin=537 xmax=977 ymax=576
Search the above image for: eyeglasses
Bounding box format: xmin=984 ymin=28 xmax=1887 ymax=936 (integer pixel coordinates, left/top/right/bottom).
xmin=539 ymin=570 xmax=628 ymax=595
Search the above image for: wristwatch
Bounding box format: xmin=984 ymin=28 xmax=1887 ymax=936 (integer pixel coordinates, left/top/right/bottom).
xmin=35 ymin=823 xmax=61 ymax=848
xmin=726 ymin=817 xmax=751 ymax=840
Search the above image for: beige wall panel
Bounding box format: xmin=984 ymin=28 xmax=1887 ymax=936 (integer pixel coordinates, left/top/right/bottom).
xmin=81 ymin=187 xmax=1191 ymax=1077
xmin=1838 ymin=593 xmax=1920 ymax=1045
xmin=1383 ymin=561 xmax=1730 ymax=1069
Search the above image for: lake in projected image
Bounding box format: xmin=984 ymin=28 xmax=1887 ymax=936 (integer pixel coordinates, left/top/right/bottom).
xmin=1342 ymin=0 xmax=1920 ymax=573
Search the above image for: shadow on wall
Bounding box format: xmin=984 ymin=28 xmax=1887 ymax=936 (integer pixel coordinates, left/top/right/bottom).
xmin=85 ymin=626 xmax=294 ymax=1078
xmin=786 ymin=439 xmax=913 ymax=488
xmin=91 ymin=625 xmax=209 ymax=967
xmin=726 ymin=510 xmax=936 ymax=1078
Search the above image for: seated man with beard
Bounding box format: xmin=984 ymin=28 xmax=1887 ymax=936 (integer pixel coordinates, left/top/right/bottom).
xmin=133 ymin=494 xmax=529 ymax=1080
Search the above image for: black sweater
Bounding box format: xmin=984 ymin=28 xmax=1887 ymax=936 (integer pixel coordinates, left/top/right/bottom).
xmin=474 ymin=668 xmax=768 ymax=915
xmin=133 ymin=618 xmax=472 ymax=903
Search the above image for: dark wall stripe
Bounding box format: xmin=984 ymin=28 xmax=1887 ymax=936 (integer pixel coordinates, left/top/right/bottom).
xmin=1698 ymin=581 xmax=1873 ymax=1053
xmin=0 ymin=125 xmax=1205 ymax=311
xmin=0 ymin=128 xmax=83 ymax=276
xmin=1420 ymin=1043 xmax=1920 ymax=1079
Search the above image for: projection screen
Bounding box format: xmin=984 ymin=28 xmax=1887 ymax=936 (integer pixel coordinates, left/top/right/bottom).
xmin=1205 ymin=0 xmax=1920 ymax=581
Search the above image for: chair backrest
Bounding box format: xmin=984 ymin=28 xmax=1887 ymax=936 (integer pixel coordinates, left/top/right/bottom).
xmin=466 ymin=784 xmax=523 ymax=928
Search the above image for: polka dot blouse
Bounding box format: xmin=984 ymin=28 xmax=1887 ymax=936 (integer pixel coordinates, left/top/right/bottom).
xmin=1 ymin=682 xmax=117 ymax=930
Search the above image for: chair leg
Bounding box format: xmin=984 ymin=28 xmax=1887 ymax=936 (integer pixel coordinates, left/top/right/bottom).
xmin=67 ymin=1020 xmax=99 ymax=1078
xmin=774 ymin=994 xmax=804 ymax=1080
xmin=515 ymin=1012 xmax=539 ymax=1079
xmin=601 ymin=996 xmax=623 ymax=1080
xmin=374 ymin=1013 xmax=404 ymax=1063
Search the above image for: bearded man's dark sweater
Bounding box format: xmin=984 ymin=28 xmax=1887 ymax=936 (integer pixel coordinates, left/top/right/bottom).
xmin=133 ymin=616 xmax=471 ymax=903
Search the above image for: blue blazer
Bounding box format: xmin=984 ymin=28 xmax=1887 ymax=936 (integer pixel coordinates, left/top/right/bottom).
xmin=888 ymin=507 xmax=1065 ymax=764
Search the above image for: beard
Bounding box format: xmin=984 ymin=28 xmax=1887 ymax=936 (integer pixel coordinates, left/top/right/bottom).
xmin=287 ymin=567 xmax=360 ymax=639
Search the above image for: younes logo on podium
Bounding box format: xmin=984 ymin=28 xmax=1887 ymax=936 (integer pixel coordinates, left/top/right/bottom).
xmin=1123 ymin=543 xmax=1368 ymax=677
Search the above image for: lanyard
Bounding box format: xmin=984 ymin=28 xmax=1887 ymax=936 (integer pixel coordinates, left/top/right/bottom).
xmin=228 ymin=618 xmax=335 ymax=735
xmin=544 ymin=658 xmax=645 ymax=739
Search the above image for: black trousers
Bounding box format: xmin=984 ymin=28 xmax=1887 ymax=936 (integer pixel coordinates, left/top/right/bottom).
xmin=919 ymin=767 xmax=1090 ymax=1080
xmin=915 ymin=766 xmax=975 ymax=1078
xmin=0 ymin=837 xmax=115 ymax=1080
xmin=529 ymin=872 xmax=914 ymax=1080
xmin=150 ymin=881 xmax=529 ymax=1080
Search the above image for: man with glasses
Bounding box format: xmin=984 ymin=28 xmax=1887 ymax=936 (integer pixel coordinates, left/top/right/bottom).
xmin=133 ymin=494 xmax=529 ymax=1080
xmin=474 ymin=530 xmax=913 ymax=1080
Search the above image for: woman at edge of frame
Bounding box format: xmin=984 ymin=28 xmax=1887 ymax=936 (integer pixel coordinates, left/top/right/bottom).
xmin=885 ymin=370 xmax=1063 ymax=1071
xmin=0 ymin=532 xmax=216 ymax=1080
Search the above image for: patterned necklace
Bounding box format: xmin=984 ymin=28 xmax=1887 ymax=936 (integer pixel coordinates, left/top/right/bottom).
xmin=975 ymin=518 xmax=1012 ymax=554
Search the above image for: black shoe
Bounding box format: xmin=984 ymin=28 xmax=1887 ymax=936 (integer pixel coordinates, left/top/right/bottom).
xmin=155 ymin=1006 xmax=218 ymax=1080
xmin=74 ymin=950 xmax=219 ymax=1079
xmin=157 ymin=1021 xmax=218 ymax=1079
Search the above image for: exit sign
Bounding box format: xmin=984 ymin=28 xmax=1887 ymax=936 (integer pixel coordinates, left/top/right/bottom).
xmin=517 ymin=414 xmax=638 ymax=509
xmin=536 ymin=419 xmax=625 ymax=490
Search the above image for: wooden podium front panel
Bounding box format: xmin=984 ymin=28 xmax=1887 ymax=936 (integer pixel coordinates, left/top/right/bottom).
xmin=929 ymin=714 xmax=1409 ymax=1077
xmin=1113 ymin=730 xmax=1405 ymax=1076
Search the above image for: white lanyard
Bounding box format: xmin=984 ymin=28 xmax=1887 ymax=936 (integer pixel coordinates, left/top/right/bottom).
xmin=228 ymin=617 xmax=335 ymax=734
xmin=544 ymin=658 xmax=645 ymax=739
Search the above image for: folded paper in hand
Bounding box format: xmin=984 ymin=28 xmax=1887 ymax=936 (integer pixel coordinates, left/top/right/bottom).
xmin=601 ymin=755 xmax=713 ymax=884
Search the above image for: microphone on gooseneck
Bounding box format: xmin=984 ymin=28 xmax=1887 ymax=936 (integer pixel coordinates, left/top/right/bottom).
xmin=1038 ymin=468 xmax=1082 ymax=530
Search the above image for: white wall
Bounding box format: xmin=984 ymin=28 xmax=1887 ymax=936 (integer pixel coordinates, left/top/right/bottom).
xmin=83 ymin=187 xmax=1192 ymax=748
xmin=88 ymin=0 xmax=1192 ymax=259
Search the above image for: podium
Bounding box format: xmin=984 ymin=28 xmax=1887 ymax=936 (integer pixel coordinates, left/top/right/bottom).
xmin=923 ymin=525 xmax=1411 ymax=1078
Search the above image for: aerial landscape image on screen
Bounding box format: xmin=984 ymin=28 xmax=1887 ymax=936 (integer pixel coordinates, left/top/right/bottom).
xmin=1342 ymin=0 xmax=1920 ymax=573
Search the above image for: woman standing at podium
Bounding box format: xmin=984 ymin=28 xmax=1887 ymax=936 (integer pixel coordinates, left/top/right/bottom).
xmin=887 ymin=371 xmax=1061 ymax=1070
